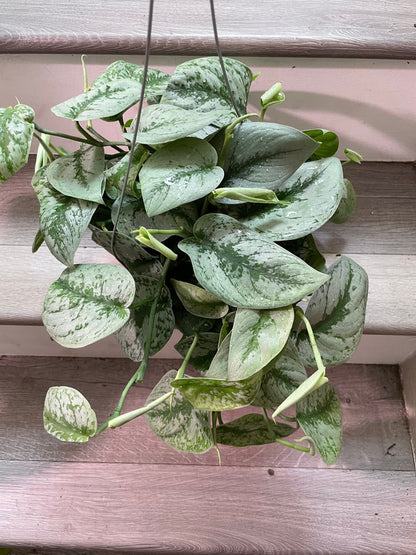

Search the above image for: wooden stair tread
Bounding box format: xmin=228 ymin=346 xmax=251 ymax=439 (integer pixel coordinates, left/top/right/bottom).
xmin=1 ymin=160 xmax=415 ymax=335
xmin=0 ymin=356 xmax=414 ymax=553
xmin=0 ymin=0 xmax=415 ymax=59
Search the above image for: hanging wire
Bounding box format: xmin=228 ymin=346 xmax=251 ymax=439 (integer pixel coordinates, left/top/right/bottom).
xmin=209 ymin=0 xmax=241 ymax=117
xmin=111 ymin=0 xmax=155 ymax=257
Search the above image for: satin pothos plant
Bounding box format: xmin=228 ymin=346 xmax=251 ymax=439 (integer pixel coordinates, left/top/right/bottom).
xmin=0 ymin=57 xmax=367 ymax=465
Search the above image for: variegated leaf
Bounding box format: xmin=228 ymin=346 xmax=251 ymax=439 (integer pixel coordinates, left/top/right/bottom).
xmin=51 ymin=80 xmax=143 ymax=121
xmin=124 ymin=104 xmax=230 ymax=145
xmin=240 ymin=158 xmax=344 ymax=241
xmin=46 ymin=144 xmax=105 ymax=204
xmin=145 ymin=370 xmax=213 ymax=453
xmin=228 ymin=306 xmax=294 ymax=380
xmin=116 ymin=275 xmax=174 ymax=362
xmin=32 ymin=168 xmax=97 ymax=267
xmin=139 ymin=138 xmax=224 ymax=216
xmin=221 ymin=121 xmax=318 ymax=190
xmin=112 ymin=195 xmax=197 ymax=241
xmin=171 ymin=279 xmax=228 ymax=319
xmin=252 ymin=339 xmax=307 ymax=409
xmin=178 ymin=213 xmax=329 ymax=309
xmin=43 ymin=386 xmax=97 ymax=442
xmin=104 ymin=144 xmax=146 ymax=198
xmin=283 ymin=235 xmax=326 ymax=273
xmin=296 ymin=256 xmax=368 ymax=368
xmin=216 ymin=414 xmax=295 ymax=447
xmin=89 ymin=225 xmax=156 ymax=266
xmin=331 ymin=178 xmax=356 ymax=224
xmin=175 ymin=333 xmax=220 ymax=374
xmin=0 ymin=105 xmax=34 ymax=184
xmin=297 ymin=382 xmax=342 ymax=465
xmin=42 ymin=264 xmax=135 ymax=348
xmin=161 ymin=57 xmax=252 ymax=126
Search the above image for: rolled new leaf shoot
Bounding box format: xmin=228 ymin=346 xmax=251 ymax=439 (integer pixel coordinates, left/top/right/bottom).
xmin=43 ymin=386 xmax=97 ymax=442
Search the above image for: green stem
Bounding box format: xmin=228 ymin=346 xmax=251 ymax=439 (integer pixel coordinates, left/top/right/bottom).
xmin=212 ymin=411 xmax=222 ymax=466
xmin=218 ymin=113 xmax=259 ymax=167
xmin=34 ymin=123 xmax=130 ymax=148
xmin=95 ymin=259 xmax=171 ymax=434
xmin=175 ymin=333 xmax=199 ymax=380
xmin=274 ymin=438 xmax=310 ymax=453
xmin=262 ymin=408 xmax=274 ymax=433
xmin=295 ymin=308 xmax=325 ymax=373
xmin=86 ymin=126 xmax=125 ymax=153
xmin=76 ymin=121 xmax=101 ymax=145
xmin=278 ymin=413 xmax=298 ymax=423
xmin=81 ymin=54 xmax=89 ymax=92
xmin=33 ymin=133 xmax=54 ymax=163
xmin=108 ymin=391 xmax=173 ymax=429
xmin=132 ymin=227 xmax=184 ymax=237
xmin=260 ymin=107 xmax=267 ymax=122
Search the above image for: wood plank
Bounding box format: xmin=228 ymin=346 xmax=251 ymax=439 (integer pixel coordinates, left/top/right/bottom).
xmin=1 ymin=247 xmax=414 ymax=335
xmin=1 ymin=461 xmax=416 ymax=553
xmin=0 ymin=357 xmax=412 ymax=471
xmin=400 ymin=352 xmax=416 ymax=466
xmin=0 ymin=0 xmax=415 ymax=58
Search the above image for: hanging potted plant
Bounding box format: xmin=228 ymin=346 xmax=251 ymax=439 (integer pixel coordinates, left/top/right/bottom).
xmin=0 ymin=55 xmax=367 ymax=464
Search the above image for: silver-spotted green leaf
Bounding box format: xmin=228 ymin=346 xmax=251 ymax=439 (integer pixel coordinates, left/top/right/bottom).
xmin=32 ymin=168 xmax=97 ymax=267
xmin=331 ymin=178 xmax=356 ymax=224
xmin=205 ymin=332 xmax=231 ymax=379
xmin=171 ymin=279 xmax=228 ymax=319
xmin=0 ymin=105 xmax=34 ymax=184
xmin=112 ymin=195 xmax=198 ymax=242
xmin=240 ymin=158 xmax=344 ymax=241
xmin=43 ymin=386 xmax=97 ymax=442
xmin=171 ymin=371 xmax=263 ymax=411
xmin=145 ymin=370 xmax=213 ymax=453
xmin=175 ymin=333 xmax=220 ymax=374
xmin=92 ymin=61 xmax=170 ymax=98
xmin=161 ymin=57 xmax=252 ymax=126
xmin=179 ymin=213 xmax=329 ymax=309
xmin=221 ymin=121 xmax=318 ymax=190
xmin=104 ymin=144 xmax=146 ymax=198
xmin=51 ymin=80 xmax=143 ymax=121
xmin=297 ymin=382 xmax=342 ymax=465
xmin=46 ymin=144 xmax=105 ymax=204
xmin=252 ymin=339 xmax=307 ymax=409
xmin=216 ymin=414 xmax=295 ymax=447
xmin=89 ymin=225 xmax=156 ymax=266
xmin=42 ymin=263 xmax=135 ymax=348
xmin=297 ymin=256 xmax=368 ymax=368
xmin=125 ymin=104 xmax=230 ymax=145
xmin=139 ymin=138 xmax=224 ymax=216
xmin=228 ymin=306 xmax=294 ymax=380
xmin=116 ymin=275 xmax=174 ymax=362
xmin=304 ymin=129 xmax=339 ymax=160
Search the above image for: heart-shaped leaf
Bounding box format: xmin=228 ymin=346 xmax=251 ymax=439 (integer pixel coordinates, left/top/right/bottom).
xmin=179 ymin=213 xmax=329 ymax=309
xmin=304 ymin=129 xmax=339 ymax=160
xmin=252 ymin=339 xmax=307 ymax=409
xmin=145 ymin=370 xmax=213 ymax=453
xmin=0 ymin=105 xmax=34 ymax=184
xmin=92 ymin=61 xmax=170 ymax=98
xmin=104 ymin=144 xmax=146 ymax=198
xmin=330 ymin=178 xmax=356 ymax=224
xmin=175 ymin=333 xmax=220 ymax=374
xmin=171 ymin=279 xmax=228 ymax=319
xmin=89 ymin=226 xmax=156 ymax=266
xmin=32 ymin=168 xmax=97 ymax=267
xmin=296 ymin=256 xmax=368 ymax=368
xmin=161 ymin=57 xmax=252 ymax=126
xmin=228 ymin=306 xmax=294 ymax=380
xmin=46 ymin=144 xmax=105 ymax=204
xmin=124 ymin=104 xmax=230 ymax=145
xmin=221 ymin=121 xmax=317 ymax=190
xmin=116 ymin=274 xmax=174 ymax=362
xmin=216 ymin=414 xmax=295 ymax=447
xmin=42 ymin=264 xmax=135 ymax=348
xmin=43 ymin=386 xmax=97 ymax=442
xmin=51 ymin=79 xmax=143 ymax=121
xmin=140 ymin=138 xmax=224 ymax=216
xmin=297 ymin=382 xmax=342 ymax=465
xmin=111 ymin=195 xmax=197 ymax=241
xmin=240 ymin=157 xmax=344 ymax=241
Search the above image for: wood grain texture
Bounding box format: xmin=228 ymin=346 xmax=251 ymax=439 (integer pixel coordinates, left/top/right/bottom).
xmin=1 ymin=461 xmax=416 ymax=553
xmin=0 ymin=357 xmax=412 ymax=471
xmin=0 ymin=0 xmax=415 ymax=58
xmin=400 ymin=353 xmax=416 ymax=465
